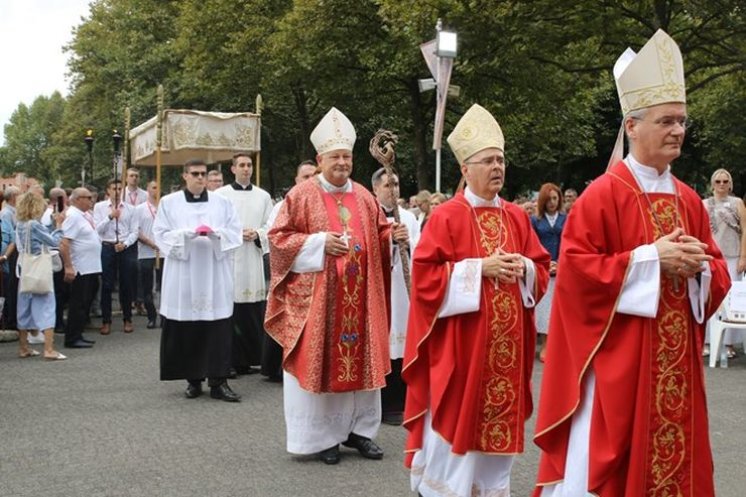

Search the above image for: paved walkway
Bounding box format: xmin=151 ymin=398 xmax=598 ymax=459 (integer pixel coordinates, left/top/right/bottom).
xmin=1 ymin=315 xmax=744 ymax=497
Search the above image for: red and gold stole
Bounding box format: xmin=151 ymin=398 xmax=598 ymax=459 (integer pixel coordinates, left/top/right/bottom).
xmin=643 ymin=194 xmax=693 ymax=497
xmin=322 ymin=191 xmax=368 ymax=392
xmin=473 ymin=207 xmax=526 ymax=454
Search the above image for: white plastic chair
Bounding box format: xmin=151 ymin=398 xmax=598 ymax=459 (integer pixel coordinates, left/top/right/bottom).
xmin=709 ymin=280 xmax=746 ymax=368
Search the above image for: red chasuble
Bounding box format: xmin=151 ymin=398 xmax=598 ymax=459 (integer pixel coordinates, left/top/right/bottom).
xmin=533 ymin=162 xmax=731 ymax=497
xmin=402 ymin=193 xmax=550 ymax=466
xmin=265 ymin=178 xmax=392 ymax=394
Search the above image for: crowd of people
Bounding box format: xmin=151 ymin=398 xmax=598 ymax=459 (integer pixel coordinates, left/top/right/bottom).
xmin=2 ymin=28 xmax=743 ymax=497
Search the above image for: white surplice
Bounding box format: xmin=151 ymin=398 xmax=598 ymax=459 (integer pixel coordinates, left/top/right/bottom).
xmin=388 ymin=206 xmax=420 ymax=359
xmin=153 ymin=190 xmax=242 ymax=321
xmin=215 ymin=184 xmax=273 ymax=302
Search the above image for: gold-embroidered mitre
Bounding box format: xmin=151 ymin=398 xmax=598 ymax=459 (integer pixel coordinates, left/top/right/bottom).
xmin=614 ymin=29 xmax=686 ymax=115
xmin=447 ymin=104 xmax=504 ymax=164
xmin=310 ymin=107 xmax=357 ymax=154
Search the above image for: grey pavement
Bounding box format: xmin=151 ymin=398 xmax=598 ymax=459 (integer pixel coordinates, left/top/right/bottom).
xmin=1 ymin=316 xmax=744 ymax=497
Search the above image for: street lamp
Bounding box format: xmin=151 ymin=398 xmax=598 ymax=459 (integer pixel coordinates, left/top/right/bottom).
xmin=112 ymin=129 xmax=122 ymax=190
xmin=419 ymin=20 xmax=458 ymax=193
xmin=83 ymin=129 xmax=94 ymax=186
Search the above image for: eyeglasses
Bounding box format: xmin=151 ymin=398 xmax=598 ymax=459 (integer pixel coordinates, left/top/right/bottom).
xmin=714 ymin=179 xmax=730 ymax=185
xmin=78 ymin=195 xmax=92 ymax=199
xmin=189 ymin=171 xmax=207 ymax=177
xmin=464 ymin=155 xmax=506 ymax=167
xmin=632 ymin=116 xmax=690 ymax=130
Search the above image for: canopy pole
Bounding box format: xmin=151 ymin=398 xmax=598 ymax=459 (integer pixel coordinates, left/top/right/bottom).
xmin=155 ymin=85 xmax=164 ymax=270
xmin=255 ymin=94 xmax=263 ymax=187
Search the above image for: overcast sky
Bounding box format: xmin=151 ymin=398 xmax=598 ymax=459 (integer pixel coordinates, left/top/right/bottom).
xmin=0 ymin=0 xmax=92 ymax=146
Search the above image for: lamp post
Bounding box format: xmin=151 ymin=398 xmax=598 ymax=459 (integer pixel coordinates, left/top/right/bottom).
xmin=112 ymin=129 xmax=122 ymax=188
xmin=83 ymin=129 xmax=94 ymax=186
xmin=419 ymin=19 xmax=458 ymax=193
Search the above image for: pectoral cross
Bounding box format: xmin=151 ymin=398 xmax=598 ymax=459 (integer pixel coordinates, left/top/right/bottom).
xmin=340 ymin=229 xmax=352 ymax=249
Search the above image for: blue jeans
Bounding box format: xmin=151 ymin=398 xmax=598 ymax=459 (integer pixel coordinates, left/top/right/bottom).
xmin=100 ymin=243 xmax=136 ymax=323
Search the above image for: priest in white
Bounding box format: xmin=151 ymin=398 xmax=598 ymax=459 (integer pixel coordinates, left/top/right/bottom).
xmin=154 ymin=159 xmax=244 ymax=403
xmin=215 ymin=153 xmax=273 ymax=376
xmin=370 ymin=167 xmax=420 ymax=426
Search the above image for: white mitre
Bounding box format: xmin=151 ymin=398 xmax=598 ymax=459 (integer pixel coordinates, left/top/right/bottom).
xmin=447 ymin=104 xmax=504 ymax=164
xmin=310 ymin=107 xmax=356 ymax=154
xmin=614 ymin=29 xmax=686 ymax=115
xmin=606 ymin=29 xmax=685 ymax=169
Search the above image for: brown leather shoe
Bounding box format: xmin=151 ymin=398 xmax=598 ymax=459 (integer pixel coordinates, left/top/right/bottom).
xmin=123 ymin=320 xmax=134 ymax=333
xmin=100 ymin=323 xmax=111 ymax=335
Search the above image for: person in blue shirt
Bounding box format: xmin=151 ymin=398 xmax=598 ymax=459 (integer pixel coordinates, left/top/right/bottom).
xmin=531 ymin=183 xmax=567 ymax=362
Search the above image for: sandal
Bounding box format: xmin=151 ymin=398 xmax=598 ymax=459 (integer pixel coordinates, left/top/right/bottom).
xmin=44 ymin=351 xmax=67 ymax=361
xmin=726 ymin=347 xmax=738 ymax=359
xmin=19 ymin=349 xmax=40 ymax=358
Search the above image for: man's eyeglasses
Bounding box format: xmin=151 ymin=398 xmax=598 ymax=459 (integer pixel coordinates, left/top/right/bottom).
xmin=189 ymin=171 xmax=207 ymax=177
xmin=632 ymin=116 xmax=689 ymax=130
xmin=714 ymin=179 xmax=730 ymax=185
xmin=464 ymin=155 xmax=506 ymax=167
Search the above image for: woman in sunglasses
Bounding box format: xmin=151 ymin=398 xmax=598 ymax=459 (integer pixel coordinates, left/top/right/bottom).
xmin=703 ymin=168 xmax=746 ymax=359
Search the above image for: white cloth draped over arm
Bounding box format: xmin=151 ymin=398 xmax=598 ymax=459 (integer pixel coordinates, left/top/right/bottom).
xmin=290 ymin=232 xmax=327 ymax=273
xmin=438 ymin=257 xmax=539 ymax=318
xmin=519 ymin=257 xmax=537 ymax=308
xmin=617 ymin=244 xmax=661 ymax=318
xmin=687 ymin=262 xmax=711 ymax=324
xmin=438 ymin=259 xmax=482 ymax=318
xmin=617 ymin=244 xmax=709 ymax=322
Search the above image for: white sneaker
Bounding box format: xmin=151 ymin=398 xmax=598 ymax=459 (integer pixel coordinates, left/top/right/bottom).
xmin=27 ymin=332 xmax=45 ymax=344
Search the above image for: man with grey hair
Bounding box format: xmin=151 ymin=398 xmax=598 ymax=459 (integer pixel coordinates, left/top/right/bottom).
xmin=534 ymin=30 xmax=731 ymax=497
xmin=61 ymin=187 xmax=101 ymax=349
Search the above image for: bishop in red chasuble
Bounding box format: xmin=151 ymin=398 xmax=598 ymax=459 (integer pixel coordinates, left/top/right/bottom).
xmin=266 ymin=107 xmax=398 ymax=465
xmin=403 ymin=104 xmax=550 ymax=497
xmin=533 ymin=30 xmax=731 ymax=497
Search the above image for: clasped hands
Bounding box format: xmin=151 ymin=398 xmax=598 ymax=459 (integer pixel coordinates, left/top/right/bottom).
xmin=654 ymin=228 xmax=712 ymax=279
xmin=242 ymin=228 xmax=258 ymax=242
xmin=482 ymin=250 xmax=525 ymax=284
xmin=324 ymin=222 xmax=409 ymax=258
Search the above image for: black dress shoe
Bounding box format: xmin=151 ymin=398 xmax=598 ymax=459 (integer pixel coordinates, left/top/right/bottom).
xmin=80 ymin=336 xmax=96 ymax=344
xmin=342 ymin=433 xmax=384 ymax=459
xmin=210 ymin=383 xmax=241 ymax=402
xmin=64 ymin=339 xmax=93 ymax=349
xmin=318 ymin=445 xmax=340 ymax=465
xmin=146 ymin=320 xmax=157 ymax=329
xmin=185 ymin=383 xmax=203 ymax=399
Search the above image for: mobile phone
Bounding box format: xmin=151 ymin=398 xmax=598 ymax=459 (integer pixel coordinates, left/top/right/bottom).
xmin=56 ymin=197 xmax=65 ymax=213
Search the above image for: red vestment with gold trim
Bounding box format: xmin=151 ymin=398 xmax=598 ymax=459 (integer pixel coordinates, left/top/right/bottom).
xmin=402 ymin=193 xmax=550 ymax=465
xmin=533 ymin=162 xmax=731 ymax=497
xmin=265 ymin=178 xmax=391 ymax=394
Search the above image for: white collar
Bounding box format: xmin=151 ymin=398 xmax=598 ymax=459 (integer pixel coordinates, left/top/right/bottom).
xmin=318 ymin=175 xmax=352 ymax=193
xmin=464 ymin=186 xmax=501 ymax=208
xmin=624 ymin=154 xmax=675 ymax=194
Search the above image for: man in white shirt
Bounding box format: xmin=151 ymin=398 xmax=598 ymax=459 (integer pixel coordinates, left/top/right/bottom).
xmin=93 ymin=179 xmax=138 ymax=335
xmin=123 ymin=168 xmax=147 ymax=206
xmin=133 ymin=181 xmax=160 ymax=329
xmin=370 ymin=167 xmax=419 ymax=425
xmin=207 ymin=170 xmax=224 ymax=191
xmin=60 ymin=188 xmax=101 ymax=349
